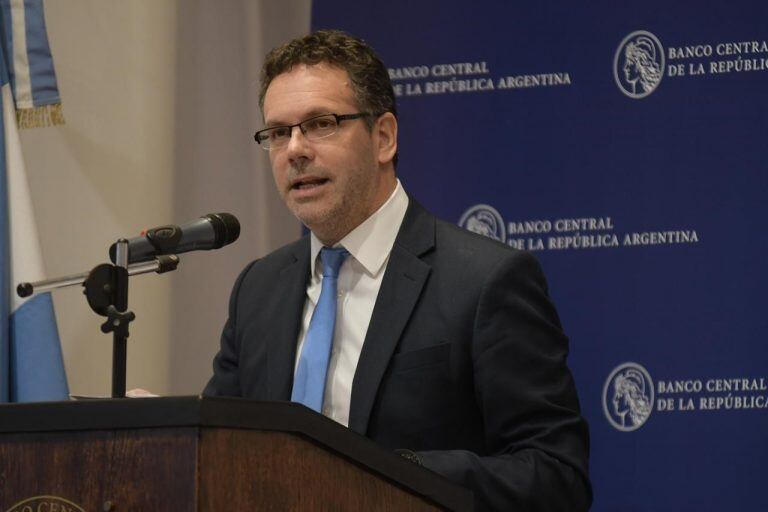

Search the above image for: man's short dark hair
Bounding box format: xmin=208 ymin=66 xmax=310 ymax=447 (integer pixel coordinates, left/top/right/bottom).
xmin=259 ymin=29 xmax=398 ymax=128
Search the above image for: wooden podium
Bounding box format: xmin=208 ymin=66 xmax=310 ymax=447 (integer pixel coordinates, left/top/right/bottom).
xmin=0 ymin=396 xmax=472 ymax=511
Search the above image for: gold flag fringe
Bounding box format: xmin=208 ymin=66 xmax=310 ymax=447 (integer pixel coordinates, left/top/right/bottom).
xmin=16 ymin=103 xmax=65 ymax=129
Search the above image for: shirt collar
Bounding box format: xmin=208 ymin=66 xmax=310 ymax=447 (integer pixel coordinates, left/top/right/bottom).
xmin=310 ymin=179 xmax=409 ymax=277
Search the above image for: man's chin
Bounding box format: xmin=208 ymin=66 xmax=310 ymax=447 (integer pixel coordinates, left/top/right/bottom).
xmin=292 ymin=206 xmax=359 ymax=245
xmin=291 ymin=205 xmax=334 ymax=232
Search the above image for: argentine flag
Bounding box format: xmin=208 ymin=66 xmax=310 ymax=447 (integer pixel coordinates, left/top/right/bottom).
xmin=0 ymin=0 xmax=67 ymax=402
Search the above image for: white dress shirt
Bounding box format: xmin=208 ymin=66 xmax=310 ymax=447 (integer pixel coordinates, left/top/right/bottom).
xmin=294 ymin=180 xmax=409 ymax=426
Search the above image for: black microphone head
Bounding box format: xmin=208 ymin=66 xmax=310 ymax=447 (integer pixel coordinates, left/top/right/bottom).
xmin=204 ymin=213 xmax=240 ymax=248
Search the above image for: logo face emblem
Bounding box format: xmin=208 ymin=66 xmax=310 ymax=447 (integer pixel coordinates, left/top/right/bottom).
xmin=5 ymin=496 xmax=85 ymax=512
xmin=603 ymin=362 xmax=655 ymax=432
xmin=614 ymin=30 xmax=665 ymax=98
xmin=458 ymin=204 xmax=506 ymax=242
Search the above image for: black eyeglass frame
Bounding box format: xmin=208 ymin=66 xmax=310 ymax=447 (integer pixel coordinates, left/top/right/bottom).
xmin=253 ymin=112 xmax=378 ymax=148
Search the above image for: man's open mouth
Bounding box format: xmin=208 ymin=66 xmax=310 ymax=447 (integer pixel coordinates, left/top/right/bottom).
xmin=291 ymin=177 xmax=329 ymax=190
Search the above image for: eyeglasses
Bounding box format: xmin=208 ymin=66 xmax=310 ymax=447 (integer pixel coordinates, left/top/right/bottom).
xmin=254 ymin=112 xmax=374 ymax=150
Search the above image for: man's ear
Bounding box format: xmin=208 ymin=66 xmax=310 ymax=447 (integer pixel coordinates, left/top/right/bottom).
xmin=375 ymin=112 xmax=398 ymax=166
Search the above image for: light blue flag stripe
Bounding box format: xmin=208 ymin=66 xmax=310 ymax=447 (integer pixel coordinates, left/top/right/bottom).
xmin=10 ymin=293 xmax=67 ymax=401
xmin=20 ymin=0 xmax=58 ymax=106
xmin=0 ymin=1 xmax=11 ymax=87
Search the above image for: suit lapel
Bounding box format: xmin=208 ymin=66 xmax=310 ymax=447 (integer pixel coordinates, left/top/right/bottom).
xmin=348 ymin=201 xmax=435 ymax=434
xmin=266 ymin=238 xmax=310 ymax=401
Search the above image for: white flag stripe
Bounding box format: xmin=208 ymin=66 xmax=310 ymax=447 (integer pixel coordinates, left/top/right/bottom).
xmin=9 ymin=0 xmax=33 ymax=109
xmin=4 ymin=84 xmax=45 ymax=310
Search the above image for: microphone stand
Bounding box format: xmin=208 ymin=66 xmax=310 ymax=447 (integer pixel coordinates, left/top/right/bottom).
xmin=16 ymin=240 xmax=180 ymax=398
xmin=109 ymin=240 xmax=131 ymax=399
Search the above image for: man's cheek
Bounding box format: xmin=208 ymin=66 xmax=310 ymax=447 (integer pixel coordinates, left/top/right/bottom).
xmin=270 ymin=166 xmax=287 ymax=191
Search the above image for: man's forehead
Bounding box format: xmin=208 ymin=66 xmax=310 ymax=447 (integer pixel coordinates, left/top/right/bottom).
xmin=282 ymin=61 xmax=348 ymax=78
xmin=266 ymin=63 xmax=353 ymax=100
xmin=263 ymin=63 xmax=357 ymax=123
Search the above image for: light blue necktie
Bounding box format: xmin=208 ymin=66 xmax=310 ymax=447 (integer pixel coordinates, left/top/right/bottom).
xmin=291 ymin=247 xmax=349 ymax=412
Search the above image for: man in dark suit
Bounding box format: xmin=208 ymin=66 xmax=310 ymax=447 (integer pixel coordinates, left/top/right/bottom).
xmin=204 ymin=30 xmax=591 ymax=511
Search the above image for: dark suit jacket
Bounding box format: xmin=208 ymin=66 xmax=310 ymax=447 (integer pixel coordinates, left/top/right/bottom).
xmin=204 ymin=200 xmax=591 ymax=511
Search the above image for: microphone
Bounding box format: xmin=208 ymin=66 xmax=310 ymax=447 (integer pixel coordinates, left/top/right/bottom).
xmin=109 ymin=213 xmax=240 ymax=264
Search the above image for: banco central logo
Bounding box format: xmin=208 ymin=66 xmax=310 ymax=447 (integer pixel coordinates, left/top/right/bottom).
xmin=614 ymin=30 xmax=665 ymax=99
xmin=603 ymin=362 xmax=654 ymax=432
xmin=458 ymin=204 xmax=506 ymax=243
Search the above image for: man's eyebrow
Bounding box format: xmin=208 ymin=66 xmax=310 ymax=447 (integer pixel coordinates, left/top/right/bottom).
xmin=265 ymin=110 xmax=334 ymax=128
xmin=264 ymin=118 xmax=289 ymax=128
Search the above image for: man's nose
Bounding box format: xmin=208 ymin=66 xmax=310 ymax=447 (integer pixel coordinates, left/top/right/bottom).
xmin=285 ymin=125 xmax=313 ymax=161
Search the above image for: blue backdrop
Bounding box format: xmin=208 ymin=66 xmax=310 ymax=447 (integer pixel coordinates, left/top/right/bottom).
xmin=313 ymin=2 xmax=768 ymax=510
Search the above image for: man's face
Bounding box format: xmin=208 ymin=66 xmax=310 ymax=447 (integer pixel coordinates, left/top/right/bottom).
xmin=262 ymin=63 xmax=392 ymax=243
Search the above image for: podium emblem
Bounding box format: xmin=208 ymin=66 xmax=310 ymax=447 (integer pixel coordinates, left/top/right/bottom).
xmin=5 ymin=496 xmax=85 ymax=512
